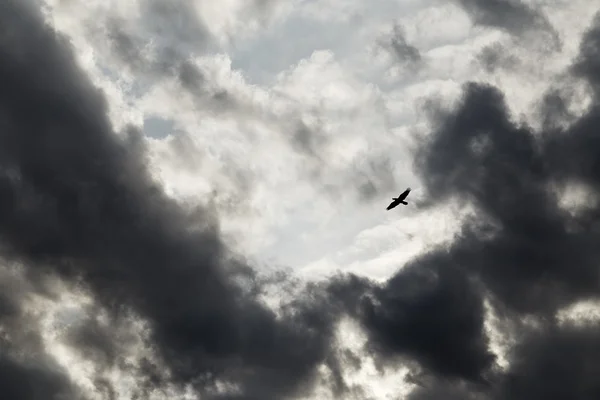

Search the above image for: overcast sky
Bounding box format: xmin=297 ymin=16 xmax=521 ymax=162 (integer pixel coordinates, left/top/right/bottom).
xmin=1 ymin=0 xmax=600 ymax=399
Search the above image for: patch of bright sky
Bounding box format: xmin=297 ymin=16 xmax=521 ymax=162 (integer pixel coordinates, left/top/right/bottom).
xmin=39 ymin=0 xmax=595 ymax=284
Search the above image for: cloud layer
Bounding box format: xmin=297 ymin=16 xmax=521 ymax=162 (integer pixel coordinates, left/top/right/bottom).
xmin=0 ymin=0 xmax=599 ymax=399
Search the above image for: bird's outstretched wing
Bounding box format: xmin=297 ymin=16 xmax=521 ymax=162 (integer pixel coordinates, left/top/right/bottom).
xmin=386 ymin=200 xmax=399 ymax=210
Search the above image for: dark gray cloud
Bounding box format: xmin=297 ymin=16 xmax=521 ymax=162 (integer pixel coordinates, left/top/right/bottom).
xmin=413 ymin=321 xmax=600 ymax=400
xmin=393 ymin=9 xmax=600 ymax=398
xmin=414 ymin=78 xmax=600 ymax=315
xmin=0 ymin=2 xmax=344 ymax=399
xmin=360 ymin=257 xmax=494 ymax=382
xmin=496 ymin=323 xmax=600 ymax=400
xmin=327 ymin=252 xmax=495 ymax=384
xmin=380 ymin=23 xmax=422 ymax=68
xmin=0 ymin=356 xmax=83 ymax=400
xmin=572 ymin=12 xmax=600 ymax=91
xmin=0 ymin=265 xmax=86 ymax=400
xmin=455 ymin=0 xmax=560 ymax=49
xmin=4 ymin=0 xmax=600 ymax=399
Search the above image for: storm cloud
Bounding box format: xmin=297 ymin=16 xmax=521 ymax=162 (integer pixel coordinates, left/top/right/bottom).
xmin=399 ymin=9 xmax=600 ymax=398
xmin=1 ymin=1 xmax=600 ymax=400
xmin=0 ymin=1 xmax=343 ymax=398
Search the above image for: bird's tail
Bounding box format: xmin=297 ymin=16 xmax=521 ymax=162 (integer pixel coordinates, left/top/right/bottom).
xmin=401 ymin=201 xmax=408 ymax=205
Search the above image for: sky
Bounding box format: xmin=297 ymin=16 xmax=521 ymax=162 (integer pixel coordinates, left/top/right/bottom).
xmin=1 ymin=0 xmax=600 ymax=399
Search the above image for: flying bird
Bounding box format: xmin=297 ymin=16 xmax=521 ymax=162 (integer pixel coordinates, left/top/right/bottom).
xmin=386 ymin=188 xmax=411 ymax=210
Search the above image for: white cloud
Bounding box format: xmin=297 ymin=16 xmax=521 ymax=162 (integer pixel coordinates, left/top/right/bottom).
xmin=298 ymin=198 xmax=472 ymax=281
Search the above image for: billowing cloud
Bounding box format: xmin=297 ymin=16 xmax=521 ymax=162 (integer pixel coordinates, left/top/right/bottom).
xmin=395 ymin=10 xmax=600 ymax=398
xmin=1 ymin=0 xmax=600 ymax=399
xmin=455 ymin=0 xmax=559 ymax=42
xmin=379 ymin=22 xmax=422 ymax=69
xmin=336 ymin=252 xmax=495 ymax=382
xmin=415 ymin=20 xmax=600 ymax=315
xmin=0 ymin=1 xmax=344 ymax=399
xmin=0 ymin=265 xmax=85 ymax=400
